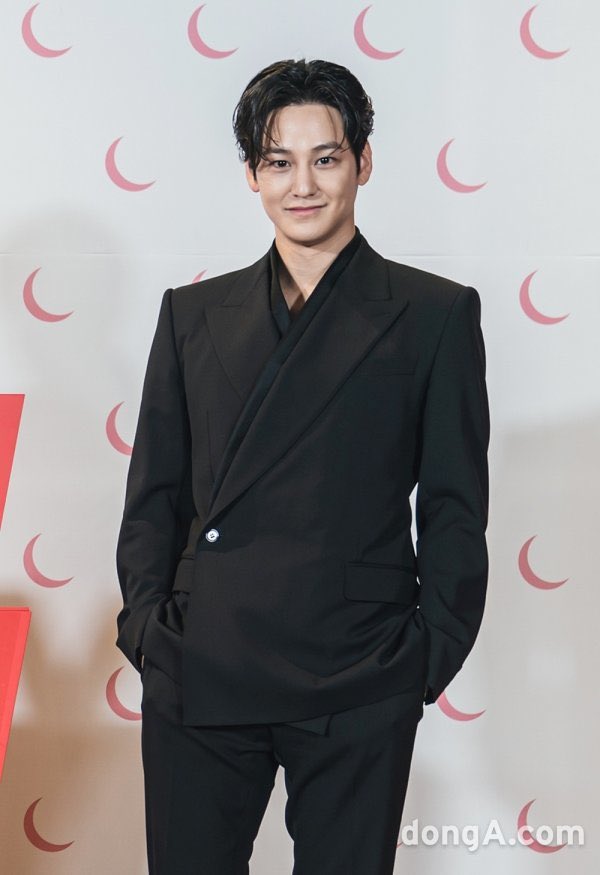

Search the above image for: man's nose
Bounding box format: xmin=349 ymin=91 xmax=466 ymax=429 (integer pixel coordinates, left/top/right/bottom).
xmin=290 ymin=165 xmax=318 ymax=196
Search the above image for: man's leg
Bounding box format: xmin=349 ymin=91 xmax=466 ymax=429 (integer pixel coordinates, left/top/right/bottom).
xmin=140 ymin=659 xmax=279 ymax=875
xmin=271 ymin=690 xmax=423 ymax=875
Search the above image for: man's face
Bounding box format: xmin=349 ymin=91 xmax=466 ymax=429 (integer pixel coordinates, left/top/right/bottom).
xmin=245 ymin=102 xmax=372 ymax=248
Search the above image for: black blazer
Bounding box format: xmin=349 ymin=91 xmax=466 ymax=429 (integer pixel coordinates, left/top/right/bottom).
xmin=115 ymin=229 xmax=490 ymax=727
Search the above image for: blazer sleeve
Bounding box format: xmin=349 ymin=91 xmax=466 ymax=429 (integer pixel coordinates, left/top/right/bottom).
xmin=415 ymin=286 xmax=490 ymax=705
xmin=115 ymin=288 xmax=195 ymax=673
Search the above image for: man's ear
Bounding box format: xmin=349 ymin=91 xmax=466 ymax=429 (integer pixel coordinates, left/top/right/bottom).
xmin=245 ymin=160 xmax=259 ymax=192
xmin=357 ymin=140 xmax=373 ymax=187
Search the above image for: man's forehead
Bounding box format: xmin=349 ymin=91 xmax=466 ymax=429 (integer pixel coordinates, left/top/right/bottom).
xmin=263 ymin=104 xmax=348 ymax=154
xmin=263 ymin=104 xmax=345 ymax=145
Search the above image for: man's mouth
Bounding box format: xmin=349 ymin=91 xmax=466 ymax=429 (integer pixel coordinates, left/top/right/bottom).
xmin=287 ymin=205 xmax=325 ymax=213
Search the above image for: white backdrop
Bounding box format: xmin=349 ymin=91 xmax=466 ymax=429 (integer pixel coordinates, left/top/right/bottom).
xmin=1 ymin=1 xmax=598 ymax=872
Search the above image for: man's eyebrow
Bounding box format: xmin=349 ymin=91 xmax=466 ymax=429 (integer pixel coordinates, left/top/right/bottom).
xmin=263 ymin=141 xmax=342 ymax=156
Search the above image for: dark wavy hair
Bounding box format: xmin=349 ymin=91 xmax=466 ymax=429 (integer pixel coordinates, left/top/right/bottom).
xmin=232 ymin=58 xmax=375 ymax=180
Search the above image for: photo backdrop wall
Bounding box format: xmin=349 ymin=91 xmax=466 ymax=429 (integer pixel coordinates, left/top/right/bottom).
xmin=1 ymin=1 xmax=598 ymax=872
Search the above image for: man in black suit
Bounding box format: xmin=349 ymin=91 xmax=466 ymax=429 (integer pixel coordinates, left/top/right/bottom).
xmin=116 ymin=58 xmax=490 ymax=874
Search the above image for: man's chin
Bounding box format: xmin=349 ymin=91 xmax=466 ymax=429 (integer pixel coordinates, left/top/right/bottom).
xmin=275 ymin=216 xmax=350 ymax=249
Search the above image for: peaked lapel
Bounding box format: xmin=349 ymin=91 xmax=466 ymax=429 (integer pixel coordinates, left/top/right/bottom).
xmin=205 ymin=250 xmax=280 ymax=404
xmin=203 ymin=234 xmax=410 ymax=527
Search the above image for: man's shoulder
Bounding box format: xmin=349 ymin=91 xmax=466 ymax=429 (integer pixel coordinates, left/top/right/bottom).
xmin=170 ymin=251 xmax=268 ymax=310
xmin=359 ymin=235 xmax=472 ymax=310
xmin=384 ymin=256 xmax=471 ymax=309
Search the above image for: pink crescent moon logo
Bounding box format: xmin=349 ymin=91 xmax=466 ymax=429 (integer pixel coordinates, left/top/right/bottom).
xmin=437 ymin=690 xmax=485 ymax=721
xmin=519 ymin=271 xmax=568 ymax=324
xmin=517 ymin=799 xmax=567 ymax=852
xmin=106 ymin=403 xmax=133 ymax=455
xmin=21 ymin=3 xmax=71 ymax=58
xmin=23 ymin=798 xmax=74 ymax=852
xmin=353 ymin=6 xmax=404 ymax=60
xmin=519 ymin=536 xmax=568 ymax=590
xmin=106 ymin=667 xmax=142 ymax=721
xmin=187 ymin=5 xmax=237 ymax=58
xmin=105 ymin=137 xmax=155 ymax=192
xmin=23 ymin=534 xmax=73 ymax=588
xmin=520 ymin=6 xmax=569 ymax=60
xmin=23 ymin=268 xmax=73 ymax=322
xmin=436 ymin=139 xmax=487 ymax=193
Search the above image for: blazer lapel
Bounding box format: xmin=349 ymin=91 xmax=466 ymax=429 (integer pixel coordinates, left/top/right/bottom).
xmin=205 ymin=250 xmax=280 ymax=404
xmin=204 ymin=235 xmax=410 ymax=525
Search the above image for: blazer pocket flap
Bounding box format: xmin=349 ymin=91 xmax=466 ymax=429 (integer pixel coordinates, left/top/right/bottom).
xmin=344 ymin=562 xmax=419 ymax=604
xmin=358 ymin=352 xmax=417 ymax=375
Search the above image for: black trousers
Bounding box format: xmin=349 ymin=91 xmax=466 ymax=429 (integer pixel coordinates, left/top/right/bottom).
xmin=141 ymin=658 xmax=424 ymax=875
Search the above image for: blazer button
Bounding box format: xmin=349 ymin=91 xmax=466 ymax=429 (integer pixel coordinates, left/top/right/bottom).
xmin=205 ymin=528 xmax=220 ymax=542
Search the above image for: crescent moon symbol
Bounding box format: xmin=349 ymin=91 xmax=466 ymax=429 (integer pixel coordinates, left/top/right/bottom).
xmin=23 ymin=268 xmax=73 ymax=322
xmin=517 ymin=799 xmax=567 ymax=853
xmin=353 ymin=6 xmax=403 ymax=60
xmin=106 ymin=667 xmax=142 ymax=721
xmin=187 ymin=5 xmax=237 ymax=58
xmin=21 ymin=4 xmax=71 ymax=58
xmin=24 ymin=798 xmax=74 ymax=852
xmin=24 ymin=533 xmax=73 ymax=588
xmin=106 ymin=403 xmax=133 ymax=455
xmin=520 ymin=6 xmax=569 ymax=60
xmin=436 ymin=139 xmax=487 ymax=193
xmin=519 ymin=536 xmax=568 ymax=590
xmin=105 ymin=137 xmax=155 ymax=192
xmin=519 ymin=271 xmax=568 ymax=324
xmin=437 ymin=691 xmax=485 ymax=721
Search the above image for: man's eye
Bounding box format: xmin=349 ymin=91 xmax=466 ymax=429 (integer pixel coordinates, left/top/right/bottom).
xmin=269 ymin=156 xmax=337 ymax=168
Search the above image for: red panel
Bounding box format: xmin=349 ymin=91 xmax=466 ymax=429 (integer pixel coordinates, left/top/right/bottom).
xmin=0 ymin=394 xmax=25 ymax=528
xmin=0 ymin=607 xmax=31 ymax=780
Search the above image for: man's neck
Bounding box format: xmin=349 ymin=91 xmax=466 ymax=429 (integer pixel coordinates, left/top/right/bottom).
xmin=274 ymin=224 xmax=357 ymax=303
